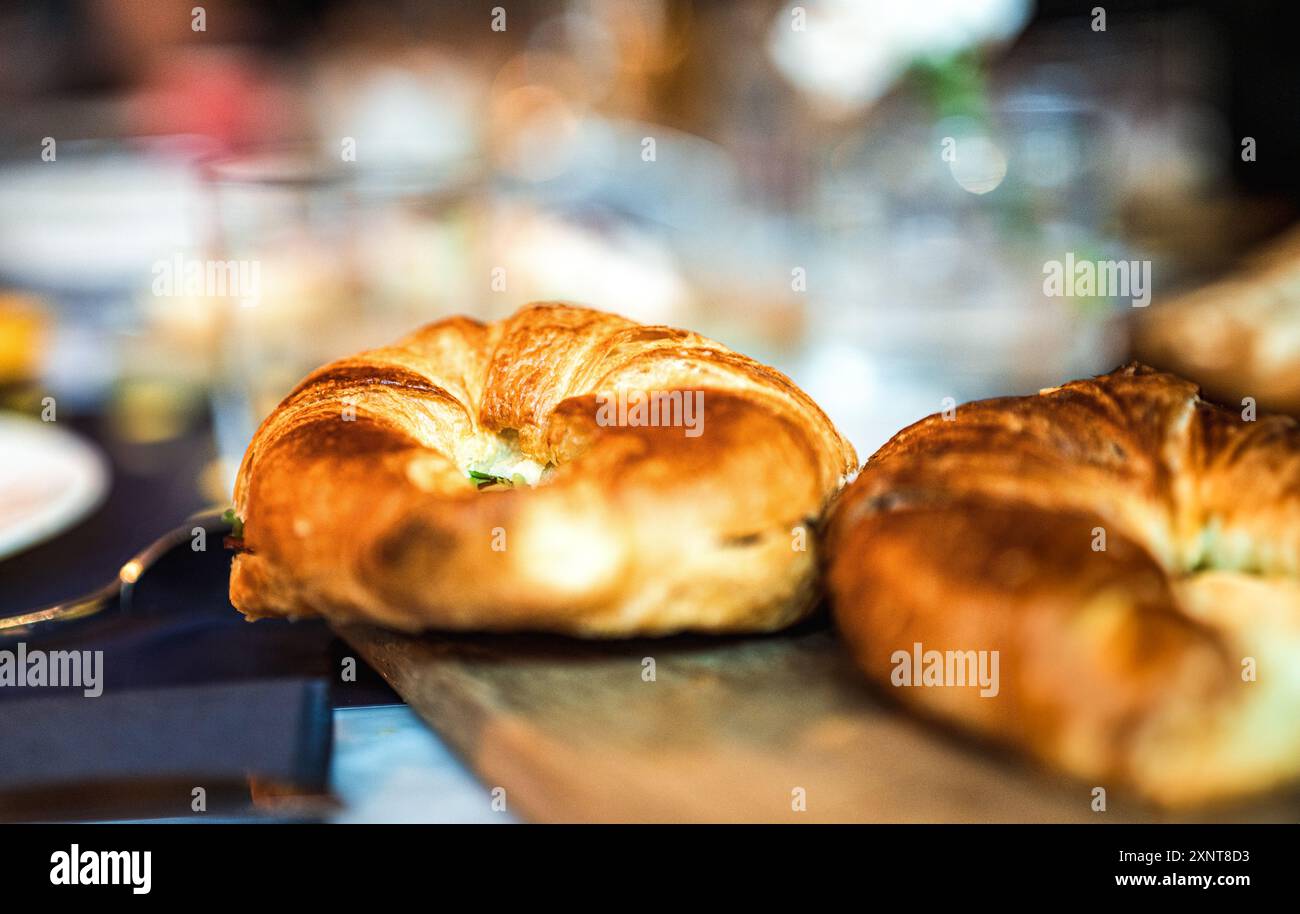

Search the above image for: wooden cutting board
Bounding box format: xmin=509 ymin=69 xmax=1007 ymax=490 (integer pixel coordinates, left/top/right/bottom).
xmin=338 ymin=619 xmax=1297 ymax=823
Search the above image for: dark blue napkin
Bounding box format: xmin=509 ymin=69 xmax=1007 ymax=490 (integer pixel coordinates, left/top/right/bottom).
xmin=0 ymin=528 xmax=347 ymax=819
xmin=0 ymin=677 xmax=331 ymax=820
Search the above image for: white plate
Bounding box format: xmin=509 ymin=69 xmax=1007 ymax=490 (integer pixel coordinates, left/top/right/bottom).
xmin=0 ymin=413 xmax=109 ymax=560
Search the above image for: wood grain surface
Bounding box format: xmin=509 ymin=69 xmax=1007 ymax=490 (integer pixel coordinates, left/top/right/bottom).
xmin=338 ymin=619 xmax=1299 ymax=823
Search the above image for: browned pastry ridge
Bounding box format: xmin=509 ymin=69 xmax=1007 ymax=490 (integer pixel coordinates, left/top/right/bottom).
xmin=826 ymin=364 xmax=1300 ymax=808
xmin=231 ymin=303 xmax=857 ymax=636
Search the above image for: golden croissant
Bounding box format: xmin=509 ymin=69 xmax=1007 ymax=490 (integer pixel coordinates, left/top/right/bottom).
xmin=230 ymin=302 xmax=857 ymax=636
xmin=826 ymin=364 xmax=1300 ymax=807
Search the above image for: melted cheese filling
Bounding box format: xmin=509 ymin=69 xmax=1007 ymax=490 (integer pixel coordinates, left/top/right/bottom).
xmin=457 ymin=430 xmax=550 ymax=487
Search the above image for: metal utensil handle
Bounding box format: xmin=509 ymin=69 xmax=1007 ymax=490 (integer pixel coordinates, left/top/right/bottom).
xmin=0 ymin=509 xmax=232 ymax=638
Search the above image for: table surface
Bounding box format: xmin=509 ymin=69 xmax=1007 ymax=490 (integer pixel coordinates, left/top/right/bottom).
xmin=332 ymin=705 xmax=513 ymax=823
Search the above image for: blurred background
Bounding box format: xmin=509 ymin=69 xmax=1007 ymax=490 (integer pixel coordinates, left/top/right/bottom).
xmin=1 ymin=0 xmax=1298 ymax=603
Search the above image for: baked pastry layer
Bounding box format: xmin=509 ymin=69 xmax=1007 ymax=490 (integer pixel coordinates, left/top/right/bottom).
xmin=231 ymin=302 xmax=856 ymax=636
xmin=1137 ymin=223 xmax=1300 ymax=414
xmin=826 ymin=364 xmax=1300 ymax=807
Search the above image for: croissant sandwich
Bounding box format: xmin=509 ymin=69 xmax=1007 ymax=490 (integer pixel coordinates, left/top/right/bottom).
xmin=229 ymin=302 xmax=857 ymax=636
xmin=826 ymin=364 xmax=1300 ymax=807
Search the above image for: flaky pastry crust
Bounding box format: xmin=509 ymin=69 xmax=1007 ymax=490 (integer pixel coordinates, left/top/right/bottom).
xmin=1137 ymin=223 xmax=1300 ymax=414
xmin=827 ymin=364 xmax=1300 ymax=808
xmin=231 ymin=302 xmax=856 ymax=636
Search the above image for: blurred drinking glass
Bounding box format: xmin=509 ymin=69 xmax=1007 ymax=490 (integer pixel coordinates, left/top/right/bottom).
xmin=799 ymin=82 xmax=1130 ymax=456
xmin=200 ymin=150 xmax=486 ymax=489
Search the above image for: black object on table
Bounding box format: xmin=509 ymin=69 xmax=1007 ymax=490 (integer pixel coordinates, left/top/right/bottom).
xmin=0 ymin=410 xmax=397 ymax=820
